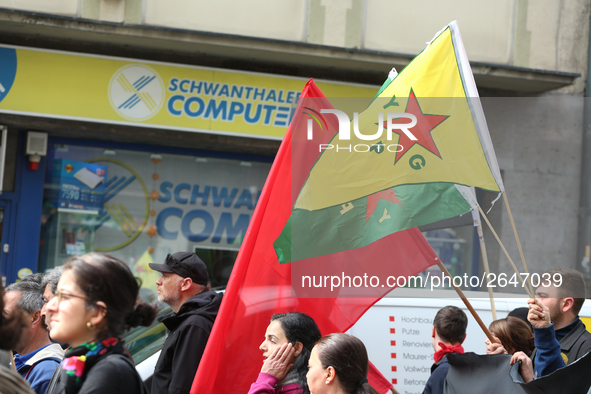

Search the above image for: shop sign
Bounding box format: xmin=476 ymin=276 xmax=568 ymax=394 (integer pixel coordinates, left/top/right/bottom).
xmin=0 ymin=45 xmax=377 ymax=140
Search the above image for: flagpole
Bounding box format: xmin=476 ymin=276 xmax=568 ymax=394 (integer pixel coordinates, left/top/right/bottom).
xmin=476 ymin=220 xmax=497 ymax=320
xmin=477 ymin=206 xmax=535 ymax=299
xmin=502 ymin=191 xmax=535 ymax=296
xmin=10 ymin=351 xmax=17 ymax=372
xmin=437 ymin=261 xmax=495 ymax=342
xmin=470 ymin=190 xmax=497 ymax=321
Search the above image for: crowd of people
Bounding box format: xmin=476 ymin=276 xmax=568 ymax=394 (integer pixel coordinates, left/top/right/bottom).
xmin=1 ymin=252 xmax=379 ymax=394
xmin=2 ymin=253 xmax=589 ymax=394
xmin=424 ymin=267 xmax=591 ymax=394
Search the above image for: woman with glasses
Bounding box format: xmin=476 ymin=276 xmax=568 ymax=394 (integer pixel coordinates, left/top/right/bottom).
xmin=46 ymin=253 xmax=157 ymax=394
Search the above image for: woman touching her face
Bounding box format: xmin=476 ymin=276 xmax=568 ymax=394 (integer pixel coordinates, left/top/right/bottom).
xmin=249 ymin=312 xmax=321 ymax=394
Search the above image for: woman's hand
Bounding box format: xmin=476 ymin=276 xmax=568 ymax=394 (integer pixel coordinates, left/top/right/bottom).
xmin=510 ymin=351 xmax=534 ymax=383
xmin=485 ymin=337 xmax=508 ymax=355
xmin=261 ymin=343 xmax=296 ymax=380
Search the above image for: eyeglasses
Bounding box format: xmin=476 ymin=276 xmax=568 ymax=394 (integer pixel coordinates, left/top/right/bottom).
xmin=54 ymin=290 xmax=92 ymax=304
xmin=53 ymin=290 xmax=107 ymax=310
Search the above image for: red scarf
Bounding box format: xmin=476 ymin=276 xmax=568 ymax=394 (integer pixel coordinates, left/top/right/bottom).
xmin=434 ymin=342 xmax=464 ymax=363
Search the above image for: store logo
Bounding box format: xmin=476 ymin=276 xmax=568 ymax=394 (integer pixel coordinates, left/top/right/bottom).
xmin=108 ymin=64 xmax=165 ymax=121
xmin=0 ymin=47 xmax=17 ymax=104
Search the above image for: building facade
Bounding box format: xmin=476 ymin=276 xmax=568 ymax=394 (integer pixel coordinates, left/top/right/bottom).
xmin=0 ymin=0 xmax=588 ymax=294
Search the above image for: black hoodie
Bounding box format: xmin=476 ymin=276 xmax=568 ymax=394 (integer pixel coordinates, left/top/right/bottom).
xmin=151 ymin=290 xmax=223 ymax=394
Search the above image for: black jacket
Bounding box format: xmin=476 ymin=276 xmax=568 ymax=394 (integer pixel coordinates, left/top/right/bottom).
xmin=151 ymin=290 xmax=223 ymax=394
xmin=51 ymin=353 xmax=145 ymax=394
xmin=557 ymin=318 xmax=591 ymax=364
xmin=531 ymin=317 xmax=591 ymax=367
xmin=423 ymin=355 xmax=451 ymax=394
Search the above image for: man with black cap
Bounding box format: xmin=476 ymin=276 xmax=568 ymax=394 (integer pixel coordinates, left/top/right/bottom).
xmin=149 ymin=252 xmax=223 ymax=394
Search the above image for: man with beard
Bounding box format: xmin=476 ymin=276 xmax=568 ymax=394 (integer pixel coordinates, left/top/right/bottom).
xmin=149 ymin=252 xmax=223 ymax=394
xmin=4 ymin=273 xmax=64 ymax=394
xmin=532 ymin=268 xmax=591 ymax=373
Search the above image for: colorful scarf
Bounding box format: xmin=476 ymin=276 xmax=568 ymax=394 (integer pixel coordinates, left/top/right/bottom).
xmin=434 ymin=342 xmax=464 ymax=363
xmin=62 ymin=337 xmax=122 ymax=393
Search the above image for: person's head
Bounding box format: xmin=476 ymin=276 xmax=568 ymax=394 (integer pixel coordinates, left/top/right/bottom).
xmin=40 ymin=266 xmax=63 ymax=331
xmin=307 ymin=333 xmax=375 ymax=394
xmin=260 ymin=312 xmax=321 ymax=394
xmin=0 ymin=282 xmax=28 ymax=351
xmin=432 ymin=306 xmax=467 ymax=350
xmin=149 ymin=252 xmax=210 ymax=313
xmin=535 ymin=268 xmax=586 ymax=329
xmin=4 ymin=273 xmax=49 ymax=354
xmin=47 ymin=253 xmax=157 ymax=347
xmin=507 ymin=307 xmax=532 ymax=331
xmin=489 ymin=316 xmax=534 ymax=355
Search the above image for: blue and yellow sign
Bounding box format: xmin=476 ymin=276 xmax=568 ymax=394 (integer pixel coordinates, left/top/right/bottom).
xmin=0 ymin=45 xmax=377 ymax=139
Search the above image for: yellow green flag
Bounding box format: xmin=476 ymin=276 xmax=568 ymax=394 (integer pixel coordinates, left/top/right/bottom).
xmin=133 ymin=249 xmax=160 ymax=296
xmin=295 ymin=21 xmax=504 ymax=212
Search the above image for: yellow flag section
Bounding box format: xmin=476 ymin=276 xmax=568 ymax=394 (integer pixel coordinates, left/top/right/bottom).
xmin=132 ymin=249 xmax=161 ymax=296
xmin=294 ymin=21 xmax=504 ymax=211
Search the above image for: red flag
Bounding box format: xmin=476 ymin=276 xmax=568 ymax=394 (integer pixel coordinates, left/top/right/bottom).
xmin=190 ymin=80 xmax=438 ymax=394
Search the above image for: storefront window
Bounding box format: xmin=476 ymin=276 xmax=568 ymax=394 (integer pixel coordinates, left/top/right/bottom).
xmin=40 ymin=143 xmax=271 ymax=301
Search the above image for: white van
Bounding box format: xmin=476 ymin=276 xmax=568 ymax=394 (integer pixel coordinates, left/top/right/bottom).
xmin=129 ymin=288 xmax=591 ymax=393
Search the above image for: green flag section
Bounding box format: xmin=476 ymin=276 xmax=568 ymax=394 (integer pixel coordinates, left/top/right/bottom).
xmin=275 ymin=182 xmax=472 ymax=264
xmin=294 ymin=21 xmax=504 ymax=212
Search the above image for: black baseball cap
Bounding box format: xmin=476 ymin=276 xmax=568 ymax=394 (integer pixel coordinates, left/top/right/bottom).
xmin=149 ymin=252 xmax=209 ymax=285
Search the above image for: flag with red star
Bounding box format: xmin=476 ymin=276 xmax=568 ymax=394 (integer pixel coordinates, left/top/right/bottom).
xmin=388 ymin=88 xmax=448 ymax=163
xmin=294 ymin=21 xmax=504 ymax=212
xmin=274 ymin=76 xmax=475 ymax=265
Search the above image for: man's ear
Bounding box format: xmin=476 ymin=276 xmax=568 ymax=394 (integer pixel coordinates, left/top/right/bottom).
xmin=180 ymin=277 xmax=193 ymax=292
xmin=432 ymin=326 xmax=436 ymax=338
xmin=30 ymin=310 xmax=42 ymax=327
xmin=562 ymin=297 xmax=575 ymax=314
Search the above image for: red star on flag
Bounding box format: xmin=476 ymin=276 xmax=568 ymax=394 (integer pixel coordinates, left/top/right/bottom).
xmin=387 ymin=88 xmax=448 ymax=163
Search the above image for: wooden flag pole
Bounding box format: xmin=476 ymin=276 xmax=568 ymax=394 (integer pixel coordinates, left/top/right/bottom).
xmin=476 ymin=221 xmax=497 ymax=320
xmin=477 ymin=205 xmax=535 ymax=299
xmin=10 ymin=351 xmax=17 ymax=372
xmin=437 ymin=261 xmax=495 ymax=342
xmin=502 ymin=191 xmax=535 ymax=296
